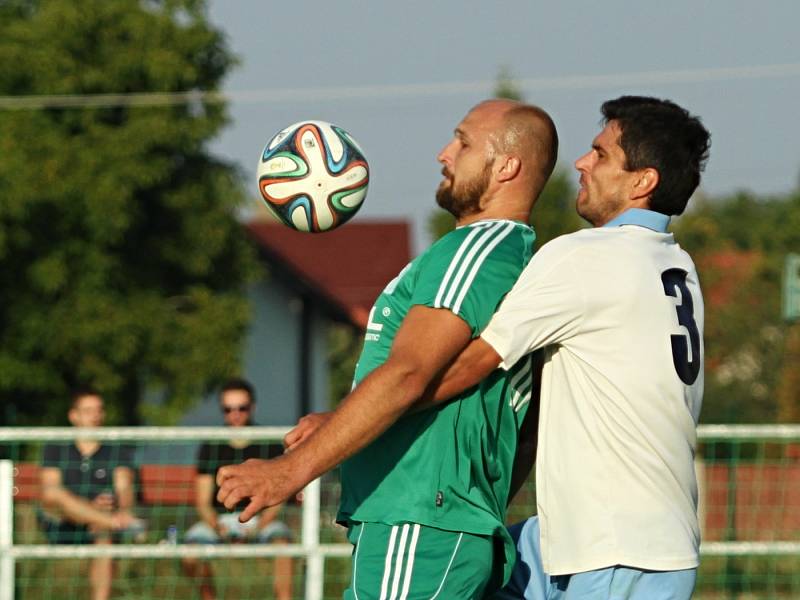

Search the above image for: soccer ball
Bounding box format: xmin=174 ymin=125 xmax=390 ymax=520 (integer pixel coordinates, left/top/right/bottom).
xmin=256 ymin=120 xmax=369 ymax=233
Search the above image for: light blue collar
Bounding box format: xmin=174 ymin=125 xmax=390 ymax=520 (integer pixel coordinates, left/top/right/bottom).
xmin=603 ymin=208 xmax=670 ymax=232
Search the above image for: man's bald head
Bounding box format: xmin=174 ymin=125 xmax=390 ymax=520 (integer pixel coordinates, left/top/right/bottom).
xmin=436 ymin=99 xmax=558 ymax=223
xmin=493 ymin=103 xmax=559 ymax=200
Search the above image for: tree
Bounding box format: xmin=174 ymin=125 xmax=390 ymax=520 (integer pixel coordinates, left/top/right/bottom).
xmin=672 ymin=189 xmax=800 ymax=423
xmin=0 ymin=0 xmax=258 ymax=425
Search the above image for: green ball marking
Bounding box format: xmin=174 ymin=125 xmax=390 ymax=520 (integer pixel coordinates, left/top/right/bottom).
xmin=331 ymin=185 xmax=368 ymax=212
xmin=263 ymin=152 xmax=309 ymax=177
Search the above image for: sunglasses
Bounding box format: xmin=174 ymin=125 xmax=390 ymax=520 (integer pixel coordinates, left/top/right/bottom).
xmin=222 ymin=405 xmax=251 ymax=414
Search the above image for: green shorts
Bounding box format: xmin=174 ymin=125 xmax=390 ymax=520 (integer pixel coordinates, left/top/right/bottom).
xmin=344 ymin=521 xmax=502 ymax=600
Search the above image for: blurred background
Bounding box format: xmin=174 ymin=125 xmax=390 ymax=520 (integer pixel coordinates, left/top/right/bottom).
xmin=0 ymin=1 xmax=798 ymax=598
xmin=1 ymin=0 xmax=798 ymax=427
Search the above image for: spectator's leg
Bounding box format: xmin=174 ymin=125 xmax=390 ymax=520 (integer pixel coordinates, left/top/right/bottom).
xmin=257 ymin=521 xmax=294 ymax=600
xmin=181 ymin=557 xmax=216 ymax=600
xmin=183 ymin=522 xmax=221 ymax=600
xmin=89 ymin=537 xmax=113 ymax=600
xmin=272 ymin=538 xmax=293 ymax=600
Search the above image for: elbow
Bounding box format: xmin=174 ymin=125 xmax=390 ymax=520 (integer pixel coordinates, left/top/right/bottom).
xmin=385 ymin=362 xmax=431 ymax=409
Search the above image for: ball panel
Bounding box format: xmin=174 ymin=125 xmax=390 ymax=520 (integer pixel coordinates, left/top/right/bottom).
xmin=257 ymin=120 xmax=369 ymax=233
xmin=331 ymin=186 xmax=368 ymax=211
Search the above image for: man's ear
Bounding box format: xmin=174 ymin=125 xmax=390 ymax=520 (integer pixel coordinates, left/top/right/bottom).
xmin=495 ymin=154 xmax=521 ymax=183
xmin=631 ymin=167 xmax=659 ymax=201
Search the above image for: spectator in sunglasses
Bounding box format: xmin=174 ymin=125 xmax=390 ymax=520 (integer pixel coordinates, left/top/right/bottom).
xmin=182 ymin=378 xmax=293 ymax=600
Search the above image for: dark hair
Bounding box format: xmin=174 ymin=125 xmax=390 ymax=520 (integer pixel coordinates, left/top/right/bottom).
xmin=70 ymin=386 xmax=102 ymax=408
xmin=601 ymin=96 xmax=710 ymax=216
xmin=219 ymin=378 xmax=256 ymax=404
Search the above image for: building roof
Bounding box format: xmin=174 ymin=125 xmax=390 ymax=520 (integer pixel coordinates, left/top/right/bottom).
xmin=246 ymin=220 xmax=411 ymax=328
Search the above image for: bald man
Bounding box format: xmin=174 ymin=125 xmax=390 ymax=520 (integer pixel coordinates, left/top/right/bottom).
xmin=218 ymin=99 xmax=559 ymax=598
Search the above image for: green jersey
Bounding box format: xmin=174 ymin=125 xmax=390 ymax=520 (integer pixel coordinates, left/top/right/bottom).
xmin=338 ymin=219 xmax=536 ymax=572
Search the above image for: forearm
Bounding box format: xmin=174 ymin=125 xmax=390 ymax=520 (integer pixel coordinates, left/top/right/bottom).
xmin=283 ymin=361 xmax=428 ymax=485
xmin=44 ymin=489 xmax=114 ymax=529
xmin=197 ymin=504 xmax=218 ymax=529
xmin=114 ymin=468 xmax=135 ymax=511
xmin=427 ymin=337 xmax=501 ymax=406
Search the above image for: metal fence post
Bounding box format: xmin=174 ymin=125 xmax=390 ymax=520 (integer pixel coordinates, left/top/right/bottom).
xmin=0 ymin=460 xmax=15 ymax=600
xmin=302 ymin=477 xmax=323 ymax=600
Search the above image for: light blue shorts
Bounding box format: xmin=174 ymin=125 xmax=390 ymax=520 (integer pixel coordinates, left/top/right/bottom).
xmin=184 ymin=513 xmax=292 ymax=544
xmin=492 ymin=517 xmax=697 ymax=600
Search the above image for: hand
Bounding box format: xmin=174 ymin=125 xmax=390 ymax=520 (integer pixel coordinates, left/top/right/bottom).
xmin=216 ymin=523 xmax=231 ymax=540
xmin=284 ymin=412 xmax=332 ymax=452
xmin=216 ymin=456 xmax=305 ymax=523
xmin=109 ymin=510 xmax=137 ymax=531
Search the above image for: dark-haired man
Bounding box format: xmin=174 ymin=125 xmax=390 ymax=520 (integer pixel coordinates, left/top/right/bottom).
xmin=40 ymin=388 xmax=140 ymax=600
xmin=182 ymin=378 xmax=293 ymax=600
xmin=435 ymin=96 xmax=711 ymax=600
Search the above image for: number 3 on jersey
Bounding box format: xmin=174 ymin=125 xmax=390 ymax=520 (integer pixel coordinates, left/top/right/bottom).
xmin=661 ymin=269 xmax=701 ymax=385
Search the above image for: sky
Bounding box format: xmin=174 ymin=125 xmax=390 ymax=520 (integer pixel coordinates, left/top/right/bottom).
xmin=207 ymin=1 xmax=800 ymax=254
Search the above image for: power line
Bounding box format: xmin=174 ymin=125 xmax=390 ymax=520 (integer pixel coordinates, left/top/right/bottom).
xmin=1 ymin=63 xmax=799 ymax=110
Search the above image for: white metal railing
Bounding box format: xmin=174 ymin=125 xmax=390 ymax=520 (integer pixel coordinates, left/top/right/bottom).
xmin=0 ymin=426 xmax=352 ymax=600
xmin=1 ymin=424 xmax=799 ymax=599
xmin=697 ymin=423 xmax=800 ymax=440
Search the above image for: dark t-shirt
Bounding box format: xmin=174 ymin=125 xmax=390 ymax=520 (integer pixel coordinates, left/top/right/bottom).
xmin=41 ymin=443 xmax=135 ymax=502
xmin=196 ymin=441 xmax=282 ymax=511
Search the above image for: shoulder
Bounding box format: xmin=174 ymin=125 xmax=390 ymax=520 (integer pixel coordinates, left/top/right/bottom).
xmin=431 ymin=220 xmax=533 ymax=256
xmin=422 ymin=220 xmax=533 ymax=275
xmin=528 ymin=228 xmax=597 ymax=268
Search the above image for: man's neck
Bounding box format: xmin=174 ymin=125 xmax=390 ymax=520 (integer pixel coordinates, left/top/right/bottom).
xmin=456 ymin=208 xmax=528 ymax=228
xmin=75 ymin=439 xmax=100 ymax=457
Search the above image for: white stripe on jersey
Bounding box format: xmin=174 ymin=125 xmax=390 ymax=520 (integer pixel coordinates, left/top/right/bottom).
xmin=379 ymin=525 xmax=399 ymax=600
xmin=441 ymin=222 xmax=504 ymax=308
xmin=398 ymin=524 xmax=421 ymax=600
xmin=389 ymin=524 xmax=410 ymax=600
xmin=434 ymin=225 xmax=486 ymax=308
xmin=509 ymin=360 xmax=533 ymax=412
xmin=352 ymin=524 xmax=366 ymax=600
xmin=435 ymin=221 xmax=512 ymax=311
xmin=452 ymin=221 xmax=516 ymax=314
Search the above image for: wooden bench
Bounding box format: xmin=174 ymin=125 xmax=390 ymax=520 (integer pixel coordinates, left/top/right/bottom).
xmin=13 ymin=463 xmax=198 ymax=506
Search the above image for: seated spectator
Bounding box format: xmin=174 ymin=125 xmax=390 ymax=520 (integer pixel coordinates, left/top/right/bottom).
xmin=39 ymin=387 xmax=141 ymax=600
xmin=182 ymin=378 xmax=293 ymax=600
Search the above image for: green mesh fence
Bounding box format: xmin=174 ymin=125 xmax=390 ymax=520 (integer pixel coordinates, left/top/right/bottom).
xmin=508 ymin=424 xmax=800 ymax=600
xmin=1 ymin=425 xmax=799 ymax=599
xmin=0 ymin=427 xmax=351 ymax=600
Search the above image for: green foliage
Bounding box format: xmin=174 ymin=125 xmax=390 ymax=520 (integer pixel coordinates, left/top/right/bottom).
xmin=494 ymin=65 xmax=524 ymax=102
xmin=673 ymin=189 xmax=800 ymax=423
xmin=426 ymin=209 xmax=456 ymax=242
xmin=327 ymin=323 xmax=363 ymax=408
xmin=0 ymin=0 xmax=258 ymax=425
xmin=528 ymin=168 xmax=584 ymax=247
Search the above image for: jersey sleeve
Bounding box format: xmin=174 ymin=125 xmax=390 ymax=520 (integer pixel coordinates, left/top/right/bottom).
xmin=412 ymin=222 xmax=532 ymax=336
xmin=196 ymin=442 xmax=214 ymax=475
xmin=482 ymin=236 xmax=585 ymax=369
xmin=114 ymin=444 xmax=136 ymax=470
xmin=41 ymin=444 xmax=62 ymax=468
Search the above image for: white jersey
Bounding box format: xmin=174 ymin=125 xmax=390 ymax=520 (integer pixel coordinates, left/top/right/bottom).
xmin=482 ymin=211 xmax=704 ymax=576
